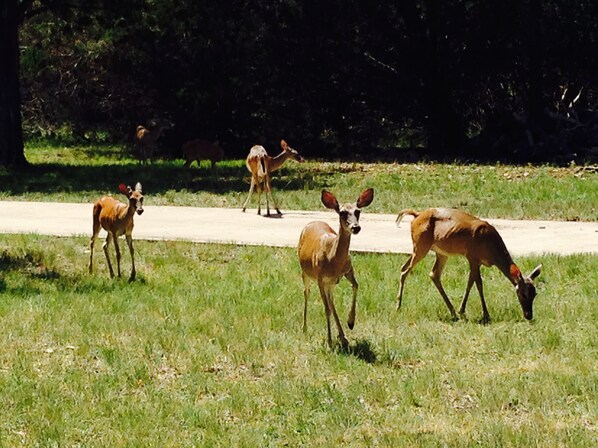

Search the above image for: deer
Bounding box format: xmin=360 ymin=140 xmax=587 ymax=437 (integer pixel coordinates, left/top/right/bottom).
xmin=395 ymin=208 xmax=542 ymax=323
xmin=181 ymin=139 xmax=224 ymax=173
xmin=298 ymin=188 xmax=374 ymax=349
xmin=241 ymin=140 xmax=304 ymax=216
xmin=89 ymin=183 xmax=144 ymax=282
xmin=134 ymin=120 xmax=171 ymax=163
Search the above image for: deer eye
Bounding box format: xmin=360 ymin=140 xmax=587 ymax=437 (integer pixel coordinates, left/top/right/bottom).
xmin=354 ymin=210 xmax=361 ymax=219
xmin=339 ymin=210 xmax=348 ymax=219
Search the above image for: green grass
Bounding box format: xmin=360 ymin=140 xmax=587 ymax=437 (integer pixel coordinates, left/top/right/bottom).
xmin=0 ymin=234 xmax=596 ymax=446
xmin=0 ymin=142 xmax=595 ymax=221
xmin=0 ymin=142 xmax=596 ymax=445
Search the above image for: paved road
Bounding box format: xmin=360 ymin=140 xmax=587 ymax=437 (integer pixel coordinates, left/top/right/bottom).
xmin=0 ymin=201 xmax=597 ymax=256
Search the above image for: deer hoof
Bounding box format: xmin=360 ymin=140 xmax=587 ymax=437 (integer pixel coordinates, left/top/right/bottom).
xmin=340 ymin=337 xmax=349 ymax=351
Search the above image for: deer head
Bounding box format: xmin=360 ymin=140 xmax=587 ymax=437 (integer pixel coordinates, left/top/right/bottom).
xmin=512 ymin=264 xmax=542 ymax=320
xmin=321 ymin=188 xmax=374 ymax=235
xmin=119 ymin=182 xmax=144 ymax=215
xmin=280 ymin=139 xmax=305 ymax=162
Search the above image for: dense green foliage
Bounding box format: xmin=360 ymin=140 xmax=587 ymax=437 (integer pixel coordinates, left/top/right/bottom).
xmin=0 ymin=235 xmax=596 ymax=446
xmin=17 ymin=0 xmax=598 ymax=161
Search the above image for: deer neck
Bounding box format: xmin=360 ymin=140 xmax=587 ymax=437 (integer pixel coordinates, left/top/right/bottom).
xmin=119 ymin=200 xmax=136 ymax=220
xmin=495 ymin=250 xmax=518 ymax=286
xmin=329 ymin=224 xmax=352 ymax=265
xmin=268 ymin=151 xmax=291 ymax=173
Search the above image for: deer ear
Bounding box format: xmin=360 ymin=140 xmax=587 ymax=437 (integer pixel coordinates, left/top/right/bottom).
xmin=529 ymin=264 xmax=542 ymax=280
xmin=321 ymin=190 xmax=339 ymax=211
xmin=280 ymin=139 xmax=288 ymax=150
xmin=509 ymin=264 xmax=522 ymax=281
xmin=118 ymin=183 xmax=129 ymax=195
xmin=135 ymin=182 xmax=143 ymax=193
xmin=356 ymin=188 xmax=374 ymax=208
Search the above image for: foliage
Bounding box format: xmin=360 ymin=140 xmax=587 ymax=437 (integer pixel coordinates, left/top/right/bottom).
xmin=0 ymin=234 xmax=596 ymax=446
xmin=16 ymin=1 xmax=598 ymax=161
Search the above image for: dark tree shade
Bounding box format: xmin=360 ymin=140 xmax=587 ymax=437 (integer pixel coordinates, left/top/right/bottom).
xmin=0 ymin=0 xmax=28 ymax=168
xmin=6 ymin=0 xmax=598 ymax=163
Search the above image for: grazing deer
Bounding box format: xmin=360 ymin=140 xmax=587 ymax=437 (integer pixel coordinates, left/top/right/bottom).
xmin=298 ymin=188 xmax=374 ymax=349
xmin=134 ymin=121 xmax=171 ymax=163
xmin=395 ymin=208 xmax=542 ymax=322
xmin=89 ymin=183 xmax=144 ymax=282
xmin=181 ymin=139 xmax=224 ymax=173
xmin=241 ymin=140 xmax=304 ymax=216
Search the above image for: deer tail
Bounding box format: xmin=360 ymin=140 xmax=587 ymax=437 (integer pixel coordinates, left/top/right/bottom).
xmin=396 ymin=209 xmax=419 ymax=228
xmin=258 ymin=156 xmax=267 ymax=177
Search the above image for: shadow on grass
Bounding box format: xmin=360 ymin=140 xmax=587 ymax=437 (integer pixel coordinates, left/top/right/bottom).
xmin=0 ymin=159 xmax=316 ymax=197
xmin=337 ymin=338 xmax=378 ymax=364
xmin=0 ymin=249 xmax=145 ymax=295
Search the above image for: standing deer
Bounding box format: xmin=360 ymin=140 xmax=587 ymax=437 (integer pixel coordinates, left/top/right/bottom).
xmin=298 ymin=188 xmax=374 ymax=349
xmin=395 ymin=208 xmax=542 ymax=322
xmin=134 ymin=121 xmax=171 ymax=163
xmin=241 ymin=140 xmax=304 ymax=216
xmin=89 ymin=183 xmax=144 ymax=282
xmin=181 ymin=139 xmax=224 ymax=173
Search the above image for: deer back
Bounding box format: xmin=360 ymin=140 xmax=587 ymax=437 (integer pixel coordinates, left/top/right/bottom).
xmin=411 ymin=208 xmax=505 ymax=264
xmin=183 ymin=139 xmax=224 ymax=162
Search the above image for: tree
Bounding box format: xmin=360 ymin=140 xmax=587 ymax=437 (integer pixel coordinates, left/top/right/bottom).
xmin=0 ymin=0 xmax=30 ymax=168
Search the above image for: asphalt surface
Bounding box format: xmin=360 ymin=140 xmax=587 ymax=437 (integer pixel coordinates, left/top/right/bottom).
xmin=1 ymin=201 xmax=597 ymax=256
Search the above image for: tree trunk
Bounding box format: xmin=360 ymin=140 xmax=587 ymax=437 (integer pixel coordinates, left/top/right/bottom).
xmin=0 ymin=0 xmax=28 ymax=169
xmin=423 ymin=0 xmax=466 ymax=156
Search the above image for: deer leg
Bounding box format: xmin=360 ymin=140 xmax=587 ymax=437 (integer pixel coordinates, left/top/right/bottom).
xmin=396 ymin=244 xmax=429 ymax=310
xmin=302 ymin=273 xmax=311 ymax=333
xmin=256 ymin=183 xmax=263 ymax=215
xmin=89 ymin=235 xmax=96 ymax=274
xmin=89 ymin=208 xmax=102 ymax=274
xmin=265 ymin=175 xmax=282 ymax=215
xmin=102 ymin=233 xmax=115 ymax=278
xmin=429 ymin=254 xmax=458 ymax=320
xmin=470 ymin=264 xmax=490 ymax=323
xmin=126 ymin=234 xmax=136 ymax=282
xmin=113 ymin=233 xmax=122 ymax=278
xmin=458 ymin=269 xmax=476 ymax=318
xmin=344 ymin=267 xmax=358 ymax=330
xmin=242 ymin=177 xmax=256 ymax=213
xmin=89 ymin=230 xmax=100 ymax=274
xmin=264 ymin=179 xmax=271 ymax=217
xmin=318 ymin=283 xmax=333 ymax=348
xmin=324 ymin=286 xmax=349 ymax=350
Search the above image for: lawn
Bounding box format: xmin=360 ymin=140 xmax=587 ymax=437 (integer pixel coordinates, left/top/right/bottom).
xmin=0 ymin=234 xmax=596 ymax=446
xmin=0 ymin=142 xmax=596 ymax=446
xmin=0 ymin=142 xmax=595 ymax=221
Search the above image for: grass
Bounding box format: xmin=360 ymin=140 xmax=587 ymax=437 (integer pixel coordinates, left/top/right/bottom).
xmin=0 ymin=141 xmax=595 ymax=221
xmin=0 ymin=142 xmax=596 ymax=445
xmin=0 ymin=234 xmax=596 ymax=446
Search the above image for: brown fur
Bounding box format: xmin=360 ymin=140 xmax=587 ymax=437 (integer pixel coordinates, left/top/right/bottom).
xmin=298 ymin=189 xmax=374 ymax=349
xmin=134 ymin=122 xmax=170 ymax=163
xmin=241 ymin=140 xmax=304 ymax=216
xmin=89 ymin=183 xmax=144 ymax=281
xmin=181 ymin=139 xmax=224 ymax=170
xmin=396 ymin=208 xmax=542 ymax=322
